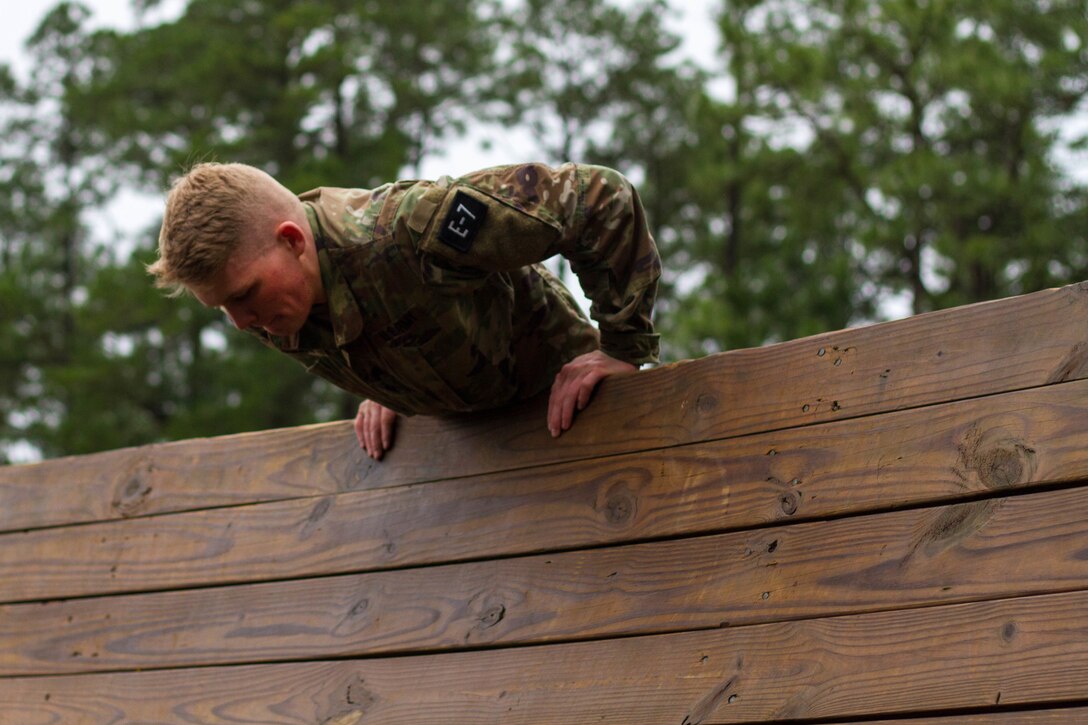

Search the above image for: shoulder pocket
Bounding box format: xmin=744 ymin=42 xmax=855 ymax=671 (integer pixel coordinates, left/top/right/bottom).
xmin=418 ymin=184 xmax=563 ymax=272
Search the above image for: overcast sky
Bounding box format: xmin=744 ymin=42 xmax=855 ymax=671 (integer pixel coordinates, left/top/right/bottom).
xmin=0 ymin=0 xmax=723 ymax=225
xmin=2 ymin=1 xmax=170 ymax=72
xmin=1 ymin=1 xmax=1083 ymax=237
xmin=1 ymin=1 xmax=721 ymax=73
xmin=0 ymin=0 xmax=725 ymax=260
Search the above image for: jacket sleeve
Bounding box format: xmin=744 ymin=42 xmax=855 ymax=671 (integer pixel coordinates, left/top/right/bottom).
xmin=412 ymin=162 xmax=661 ymax=365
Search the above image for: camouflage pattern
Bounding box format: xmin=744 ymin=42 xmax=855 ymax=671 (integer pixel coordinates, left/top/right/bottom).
xmin=250 ymin=162 xmax=661 ymax=416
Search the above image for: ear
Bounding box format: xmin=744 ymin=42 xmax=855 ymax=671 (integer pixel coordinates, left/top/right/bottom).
xmin=275 ymin=221 xmax=308 ymax=257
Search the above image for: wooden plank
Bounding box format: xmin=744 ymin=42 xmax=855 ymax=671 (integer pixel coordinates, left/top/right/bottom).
xmin=2 ymin=589 xmax=1088 ymax=723
xmin=0 ymin=422 xmax=368 ymax=533
xmin=318 ymin=281 xmax=1088 ymax=484
xmin=852 ymin=710 xmax=1088 ymax=724
xmin=6 ymin=374 xmax=1088 ymax=600
xmin=3 ymin=282 xmax=1088 ymax=533
xmin=4 ymin=377 xmax=1088 ymax=603
xmin=4 ymin=483 xmax=1088 ymax=675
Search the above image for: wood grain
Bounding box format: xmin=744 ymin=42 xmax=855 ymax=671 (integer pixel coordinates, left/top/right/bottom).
xmin=3 ymin=282 xmax=1088 ymax=532
xmin=0 ymin=422 xmax=369 ymax=533
xmin=4 ymin=284 xmax=1088 ymax=723
xmin=853 ymin=711 xmax=1088 ymax=724
xmin=3 ymin=483 xmax=1088 ymax=675
xmin=3 ymin=377 xmax=1088 ymax=603
xmin=296 ymin=281 xmax=1088 ymax=485
xmin=1 ymin=589 xmax=1087 ymax=723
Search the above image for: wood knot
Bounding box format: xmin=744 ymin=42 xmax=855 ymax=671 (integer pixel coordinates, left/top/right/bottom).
xmin=111 ymin=470 xmax=153 ymax=517
xmin=914 ymin=499 xmax=1001 ymax=559
xmin=682 ymin=676 xmax=738 ymax=725
xmin=333 ymin=598 xmax=371 ymax=637
xmin=465 ymin=591 xmax=510 ymax=641
xmin=596 ymin=479 xmax=641 ymax=526
xmin=478 ymin=604 xmax=506 ymax=629
xmin=604 ymin=492 xmax=635 ymax=524
xmin=955 ymin=425 xmax=1037 ymax=490
xmin=977 ymin=447 xmax=1028 ymax=489
xmin=299 ymin=498 xmax=333 ymax=540
xmin=780 ymin=492 xmax=799 ymax=516
xmin=1047 ymin=341 xmax=1088 ymax=384
xmin=696 ymin=393 xmax=719 ymax=415
xmin=322 ymin=676 xmax=375 ymax=724
xmin=1001 ymin=621 xmax=1018 ymax=643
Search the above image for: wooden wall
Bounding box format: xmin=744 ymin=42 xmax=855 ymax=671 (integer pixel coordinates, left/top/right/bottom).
xmin=3 ymin=282 xmax=1088 ymax=723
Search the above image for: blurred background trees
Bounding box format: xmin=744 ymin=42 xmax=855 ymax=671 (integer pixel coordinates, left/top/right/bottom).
xmin=2 ymin=0 xmax=1086 ymax=461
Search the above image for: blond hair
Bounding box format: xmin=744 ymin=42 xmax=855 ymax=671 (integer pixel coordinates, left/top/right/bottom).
xmin=149 ymin=162 xmax=300 ymax=294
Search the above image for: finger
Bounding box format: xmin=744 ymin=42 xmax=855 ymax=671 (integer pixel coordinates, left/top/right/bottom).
xmin=369 ymin=410 xmax=385 ymax=461
xmin=363 ymin=405 xmax=379 ymax=460
xmin=380 ymin=408 xmax=396 ymax=450
xmin=354 ymin=415 xmax=366 ymax=449
xmin=354 ymin=403 xmax=369 ymax=450
xmin=547 ymin=377 xmax=564 ymax=437
xmin=576 ymin=370 xmax=604 ymax=410
xmin=363 ymin=412 xmax=373 ymax=458
xmin=560 ymin=383 xmax=579 ymax=432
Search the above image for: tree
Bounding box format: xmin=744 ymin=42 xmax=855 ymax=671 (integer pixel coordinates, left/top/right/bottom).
xmin=494 ymin=0 xmax=682 ymax=161
xmin=0 ymin=2 xmax=122 ymax=458
xmin=5 ymin=0 xmax=503 ymax=456
xmin=7 ymin=0 xmax=1088 ymax=458
xmin=658 ymin=0 xmax=1088 ymax=358
xmin=714 ymin=0 xmax=1088 ymax=317
xmin=80 ymin=0 xmax=499 ymax=190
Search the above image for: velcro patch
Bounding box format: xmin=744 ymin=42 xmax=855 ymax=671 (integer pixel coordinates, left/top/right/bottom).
xmin=439 ymin=191 xmax=488 ymax=253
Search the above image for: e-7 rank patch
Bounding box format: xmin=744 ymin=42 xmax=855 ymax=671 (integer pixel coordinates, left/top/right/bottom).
xmin=439 ymin=191 xmax=489 ymax=253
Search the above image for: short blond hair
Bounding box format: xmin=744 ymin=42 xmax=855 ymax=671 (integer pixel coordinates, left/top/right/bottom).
xmin=149 ymin=162 xmax=299 ymax=294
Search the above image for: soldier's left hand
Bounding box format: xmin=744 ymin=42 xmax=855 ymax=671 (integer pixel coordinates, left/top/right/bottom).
xmin=354 ymin=400 xmax=398 ymax=460
xmin=548 ymin=350 xmax=636 ymax=438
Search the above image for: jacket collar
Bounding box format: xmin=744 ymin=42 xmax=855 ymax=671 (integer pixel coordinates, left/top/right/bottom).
xmin=308 ymin=203 xmax=364 ymax=348
xmin=260 ymin=204 xmax=365 ymax=353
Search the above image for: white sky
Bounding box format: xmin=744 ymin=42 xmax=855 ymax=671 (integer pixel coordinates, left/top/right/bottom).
xmin=0 ymin=1 xmax=1084 ymax=462
xmin=0 ymin=1 xmax=722 ymax=71
xmin=1 ymin=1 xmax=171 ymax=72
xmin=3 ymin=0 xmax=1084 ymax=179
xmin=0 ymin=0 xmax=723 ymax=463
xmin=1 ymin=0 xmax=1084 ymax=272
xmin=0 ymin=0 xmax=723 ymax=252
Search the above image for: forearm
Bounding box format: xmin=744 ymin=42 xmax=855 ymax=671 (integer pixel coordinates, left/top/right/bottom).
xmin=417 ymin=162 xmax=662 ymax=363
xmin=560 ymin=165 xmax=661 ymax=365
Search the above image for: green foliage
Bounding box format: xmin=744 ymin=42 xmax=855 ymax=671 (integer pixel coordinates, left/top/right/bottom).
xmin=654 ymin=0 xmax=1088 ymax=359
xmin=720 ymin=0 xmax=1088 ymax=312
xmin=78 ymin=0 xmax=499 ymax=189
xmin=2 ymin=0 xmax=1087 ymax=459
xmin=493 ymin=0 xmax=685 ymax=161
xmin=34 ymin=248 xmax=337 ymax=455
xmin=3 ymin=0 xmax=501 ymax=458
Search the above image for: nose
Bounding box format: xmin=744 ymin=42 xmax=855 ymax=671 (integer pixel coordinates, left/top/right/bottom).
xmin=223 ymin=304 xmax=256 ymax=330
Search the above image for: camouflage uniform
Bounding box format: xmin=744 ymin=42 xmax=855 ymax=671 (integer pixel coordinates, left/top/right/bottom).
xmin=249 ymin=162 xmax=660 ymax=416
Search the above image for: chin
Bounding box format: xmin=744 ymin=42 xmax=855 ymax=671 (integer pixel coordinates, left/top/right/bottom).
xmin=263 ymin=316 xmax=304 ymax=337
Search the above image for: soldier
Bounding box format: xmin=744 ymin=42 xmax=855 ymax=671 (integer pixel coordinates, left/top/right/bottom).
xmin=151 ymin=161 xmax=660 ymax=460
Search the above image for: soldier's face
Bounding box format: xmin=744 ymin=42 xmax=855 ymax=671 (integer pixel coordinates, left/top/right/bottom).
xmin=190 ymin=234 xmax=316 ymax=337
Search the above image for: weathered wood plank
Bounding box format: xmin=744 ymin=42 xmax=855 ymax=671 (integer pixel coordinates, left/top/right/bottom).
xmin=0 ymin=374 xmax=1083 ymax=600
xmin=4 ymin=483 xmax=1088 ymax=675
xmin=235 ymin=281 xmax=1088 ymax=486
xmin=3 ymin=377 xmax=1088 ymax=603
xmin=3 ymin=282 xmax=1088 ymax=533
xmin=2 ymin=589 xmax=1087 ymax=723
xmin=852 ymin=710 xmax=1088 ymax=724
xmin=0 ymin=422 xmax=369 ymax=533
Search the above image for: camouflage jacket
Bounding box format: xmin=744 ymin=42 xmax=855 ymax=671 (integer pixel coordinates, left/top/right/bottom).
xmin=250 ymin=162 xmax=661 ymax=416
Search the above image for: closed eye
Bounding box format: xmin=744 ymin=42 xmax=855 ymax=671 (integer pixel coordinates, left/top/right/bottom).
xmin=227 ymin=284 xmax=257 ymax=304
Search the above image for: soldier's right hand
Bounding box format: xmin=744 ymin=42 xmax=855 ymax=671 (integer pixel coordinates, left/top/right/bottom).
xmin=354 ymin=400 xmax=397 ymax=461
